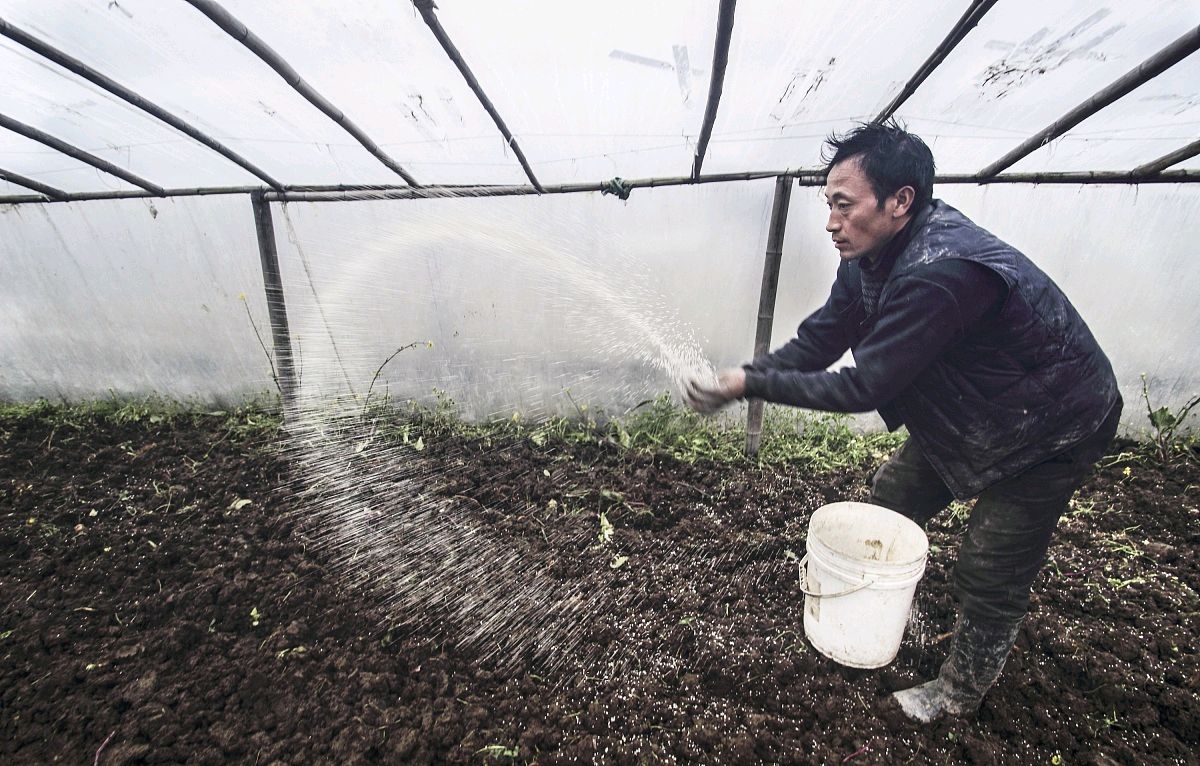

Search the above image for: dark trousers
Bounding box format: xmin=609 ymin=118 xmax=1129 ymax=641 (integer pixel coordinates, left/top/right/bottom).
xmin=868 ymin=400 xmax=1122 ymax=622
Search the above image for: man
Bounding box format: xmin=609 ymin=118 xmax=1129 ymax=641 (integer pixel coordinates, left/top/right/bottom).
xmin=685 ymin=122 xmax=1121 ymax=722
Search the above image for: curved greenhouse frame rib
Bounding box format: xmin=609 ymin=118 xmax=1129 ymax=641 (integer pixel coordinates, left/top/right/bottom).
xmin=1133 ymin=140 xmax=1200 ymax=176
xmin=0 ymin=167 xmax=68 ymax=200
xmin=413 ymin=0 xmax=544 ymax=193
xmin=978 ymin=24 xmax=1200 ymax=179
xmin=874 ymin=0 xmax=999 ymax=124
xmin=0 ymin=4 xmax=1195 ymax=203
xmin=179 ymin=0 xmax=419 ymax=187
xmin=691 ymin=0 xmax=737 ymax=180
xmin=0 ymin=112 xmax=166 ymax=196
xmin=0 ymin=16 xmax=284 ymax=191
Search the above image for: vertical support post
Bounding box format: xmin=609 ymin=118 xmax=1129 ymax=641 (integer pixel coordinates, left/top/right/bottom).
xmin=251 ymin=192 xmax=298 ymax=417
xmin=746 ymin=177 xmax=792 ymax=456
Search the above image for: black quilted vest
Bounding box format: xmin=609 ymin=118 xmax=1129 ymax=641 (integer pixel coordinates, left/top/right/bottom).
xmin=854 ymin=200 xmax=1120 ymax=498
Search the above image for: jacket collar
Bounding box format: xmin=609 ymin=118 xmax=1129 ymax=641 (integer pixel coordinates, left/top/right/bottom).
xmin=860 ymin=200 xmax=935 ymax=276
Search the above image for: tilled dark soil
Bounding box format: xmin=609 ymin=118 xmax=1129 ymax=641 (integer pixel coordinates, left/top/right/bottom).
xmin=1 ymin=411 xmax=1197 ymax=765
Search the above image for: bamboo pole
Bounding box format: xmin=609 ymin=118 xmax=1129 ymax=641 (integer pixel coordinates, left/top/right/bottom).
xmin=874 ymin=0 xmax=998 ymax=123
xmin=250 ymin=192 xmax=298 ymax=417
xmin=1 ymin=168 xmax=1199 ymax=206
xmin=412 ymin=0 xmax=544 ymax=192
xmin=0 ymin=17 xmax=284 ymax=190
xmin=977 ymin=25 xmax=1200 ymax=178
xmin=1131 ymin=139 xmax=1200 ymax=176
xmin=0 ymin=113 xmax=166 ymax=196
xmin=181 ymin=0 xmax=419 ymax=186
xmin=746 ymin=177 xmax=792 ymax=457
xmin=0 ymin=167 xmax=68 ymax=200
xmin=692 ymin=0 xmax=737 ymax=180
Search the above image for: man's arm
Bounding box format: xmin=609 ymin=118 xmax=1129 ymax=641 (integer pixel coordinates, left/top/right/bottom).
xmin=743 ymin=262 xmax=857 ymax=375
xmin=742 ymin=260 xmax=1006 ymax=412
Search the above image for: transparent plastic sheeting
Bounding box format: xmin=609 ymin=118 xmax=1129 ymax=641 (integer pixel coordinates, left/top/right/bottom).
xmin=0 ymin=195 xmax=273 ymax=401
xmin=1 ymin=0 xmax=1197 ymax=195
xmin=271 ymin=181 xmax=779 ymax=421
xmin=3 ymin=182 xmax=1197 ymax=428
xmin=899 ymin=1 xmax=1200 ymax=174
xmin=0 ymin=181 xmax=783 ymax=411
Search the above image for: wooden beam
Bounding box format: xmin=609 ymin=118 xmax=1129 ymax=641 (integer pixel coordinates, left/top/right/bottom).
xmin=746 ymin=176 xmax=792 ymax=457
xmin=874 ymin=0 xmax=998 ymax=123
xmin=978 ymin=25 xmax=1200 ymax=179
xmin=412 ymin=0 xmax=543 ymax=192
xmin=1131 ymin=138 xmax=1200 ymax=176
xmin=181 ymin=0 xmax=419 ymax=186
xmin=0 ymin=112 xmax=166 ymax=195
xmin=691 ymin=0 xmax=737 ymax=180
xmin=0 ymin=17 xmax=284 ymax=190
xmin=0 ymin=167 xmax=68 ymax=200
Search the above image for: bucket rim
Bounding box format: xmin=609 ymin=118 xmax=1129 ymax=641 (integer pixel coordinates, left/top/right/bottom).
xmin=809 ymin=501 xmax=929 ymax=568
xmin=806 ymin=535 xmax=927 ymax=585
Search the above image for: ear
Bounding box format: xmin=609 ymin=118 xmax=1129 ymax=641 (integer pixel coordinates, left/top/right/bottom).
xmin=892 ymin=186 xmax=916 ymax=218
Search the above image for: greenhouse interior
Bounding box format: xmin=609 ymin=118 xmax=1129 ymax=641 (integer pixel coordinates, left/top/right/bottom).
xmin=1 ymin=1 xmax=1198 ymax=764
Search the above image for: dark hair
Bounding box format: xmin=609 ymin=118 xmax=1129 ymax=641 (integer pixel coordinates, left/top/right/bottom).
xmin=821 ymin=121 xmax=935 ymax=211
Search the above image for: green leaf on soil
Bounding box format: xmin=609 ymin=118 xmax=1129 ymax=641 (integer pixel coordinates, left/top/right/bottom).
xmin=276 ymin=646 xmax=307 ymax=660
xmin=610 ymin=555 xmax=628 ymax=569
xmin=477 ymin=744 xmax=519 ymax=759
xmin=230 ymin=498 xmax=252 ymax=510
xmin=597 ymin=512 xmax=614 ymax=546
xmin=599 ymin=488 xmax=625 ymax=503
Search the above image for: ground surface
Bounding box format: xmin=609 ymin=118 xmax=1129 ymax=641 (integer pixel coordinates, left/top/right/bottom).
xmin=1 ymin=409 xmax=1197 ymax=765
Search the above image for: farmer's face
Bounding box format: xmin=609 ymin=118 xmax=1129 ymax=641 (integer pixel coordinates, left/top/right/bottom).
xmin=824 ymin=157 xmax=913 ymax=262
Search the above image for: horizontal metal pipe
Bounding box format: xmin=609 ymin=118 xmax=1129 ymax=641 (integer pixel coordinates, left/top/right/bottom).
xmin=0 ymin=16 xmax=284 ymax=190
xmin=0 ymin=167 xmax=68 ymax=200
xmin=0 ymin=112 xmax=167 ymax=196
xmin=978 ymin=25 xmax=1200 ymax=178
xmin=181 ymin=0 xmax=418 ymax=186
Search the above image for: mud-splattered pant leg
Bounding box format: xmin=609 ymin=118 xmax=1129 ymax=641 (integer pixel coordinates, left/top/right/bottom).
xmin=956 ymin=401 xmax=1121 ymax=622
xmin=867 ymin=437 xmax=955 ymax=527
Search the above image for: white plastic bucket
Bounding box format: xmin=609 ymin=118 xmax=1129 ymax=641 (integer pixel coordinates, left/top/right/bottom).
xmin=800 ymin=502 xmax=929 ymax=668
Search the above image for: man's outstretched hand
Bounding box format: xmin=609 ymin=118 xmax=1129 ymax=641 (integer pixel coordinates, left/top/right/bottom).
xmin=684 ymin=368 xmax=747 ymax=414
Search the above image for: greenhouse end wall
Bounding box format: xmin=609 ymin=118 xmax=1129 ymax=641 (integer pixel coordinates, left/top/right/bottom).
xmin=1 ymin=181 xmax=1197 ymax=436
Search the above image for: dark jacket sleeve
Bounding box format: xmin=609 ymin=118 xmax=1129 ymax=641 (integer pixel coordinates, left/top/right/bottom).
xmin=743 ymin=262 xmax=856 ymax=375
xmin=743 ymin=260 xmax=1006 ymax=412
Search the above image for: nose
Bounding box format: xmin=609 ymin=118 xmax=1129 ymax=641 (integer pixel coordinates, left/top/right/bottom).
xmin=826 ymin=211 xmax=839 ymax=233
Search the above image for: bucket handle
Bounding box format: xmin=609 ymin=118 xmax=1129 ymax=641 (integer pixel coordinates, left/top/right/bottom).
xmin=797 ymin=553 xmax=875 ymax=599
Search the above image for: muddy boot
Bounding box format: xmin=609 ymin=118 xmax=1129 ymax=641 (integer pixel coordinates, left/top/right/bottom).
xmin=892 ymin=612 xmax=1022 ymax=723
